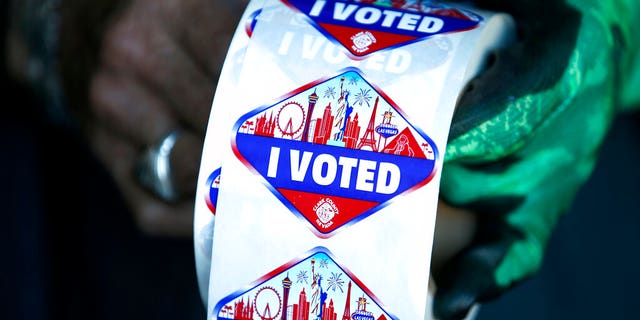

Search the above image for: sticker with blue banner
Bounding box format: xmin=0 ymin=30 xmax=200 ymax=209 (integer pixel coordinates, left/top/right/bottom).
xmin=232 ymin=68 xmax=437 ymax=238
xmin=280 ymin=0 xmax=481 ymax=57
xmin=213 ymin=247 xmax=396 ymax=320
xmin=205 ymin=168 xmax=222 ymax=215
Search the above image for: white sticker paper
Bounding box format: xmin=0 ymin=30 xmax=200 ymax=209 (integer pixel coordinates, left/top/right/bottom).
xmin=194 ymin=1 xmax=514 ymax=319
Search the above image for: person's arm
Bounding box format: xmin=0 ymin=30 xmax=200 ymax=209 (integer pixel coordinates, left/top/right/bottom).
xmin=5 ymin=0 xmax=247 ymax=237
xmin=433 ymin=0 xmax=640 ymax=318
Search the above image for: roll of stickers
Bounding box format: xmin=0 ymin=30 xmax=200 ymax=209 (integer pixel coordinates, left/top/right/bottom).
xmin=194 ymin=1 xmax=514 ymax=319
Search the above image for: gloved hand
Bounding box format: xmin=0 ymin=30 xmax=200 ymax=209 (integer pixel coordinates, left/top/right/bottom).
xmin=432 ymin=0 xmax=640 ymax=319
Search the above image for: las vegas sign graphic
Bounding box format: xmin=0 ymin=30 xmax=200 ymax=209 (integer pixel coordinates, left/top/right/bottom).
xmin=232 ymin=69 xmax=437 ymax=238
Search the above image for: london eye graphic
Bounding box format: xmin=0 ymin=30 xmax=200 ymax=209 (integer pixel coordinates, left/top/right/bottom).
xmin=254 ymin=286 xmax=282 ymax=320
xmin=276 ymin=101 xmax=305 ymax=139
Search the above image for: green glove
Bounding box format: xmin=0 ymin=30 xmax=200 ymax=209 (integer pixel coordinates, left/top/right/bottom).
xmin=432 ymin=0 xmax=640 ymax=319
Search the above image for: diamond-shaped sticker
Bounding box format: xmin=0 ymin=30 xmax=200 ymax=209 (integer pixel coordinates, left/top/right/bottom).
xmin=212 ymin=247 xmax=396 ymax=320
xmin=281 ymin=0 xmax=481 ymax=57
xmin=232 ymin=68 xmax=438 ymax=237
xmin=205 ymin=168 xmax=222 ymax=215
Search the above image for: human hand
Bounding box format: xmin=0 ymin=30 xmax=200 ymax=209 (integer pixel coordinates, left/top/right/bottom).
xmin=432 ymin=0 xmax=639 ymax=318
xmin=57 ymin=0 xmax=246 ymax=237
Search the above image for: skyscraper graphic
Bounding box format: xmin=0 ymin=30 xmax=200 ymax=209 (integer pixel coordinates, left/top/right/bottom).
xmin=233 ymin=296 xmax=255 ymax=320
xmin=342 ymin=113 xmax=360 ymax=149
xmin=302 ymin=90 xmax=319 ymax=142
xmin=321 ymin=299 xmax=337 ymax=320
xmin=282 ymin=274 xmax=293 ymax=320
xmin=255 ymin=112 xmax=276 ymax=137
xmin=293 ymin=288 xmax=310 ymax=320
xmin=313 ymin=104 xmax=334 ymax=145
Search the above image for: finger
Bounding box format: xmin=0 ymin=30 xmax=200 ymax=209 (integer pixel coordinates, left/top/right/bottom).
xmin=169 ymin=130 xmax=204 ymax=197
xmin=432 ymin=223 xmax=522 ymax=320
xmin=89 ymin=124 xmax=195 ymax=237
xmin=432 ymin=201 xmax=476 ymax=275
xmin=90 ymin=69 xmax=204 ymax=198
xmin=89 ymin=68 xmax=178 ymax=148
xmin=432 ymin=245 xmax=502 ymax=320
xmin=432 ymin=197 xmax=527 ymax=320
xmin=166 ymin=0 xmax=245 ymax=78
xmin=99 ymin=5 xmax=215 ymax=133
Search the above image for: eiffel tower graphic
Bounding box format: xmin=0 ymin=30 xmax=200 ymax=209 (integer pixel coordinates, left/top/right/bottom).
xmin=356 ymin=96 xmax=379 ymax=151
xmin=342 ymin=281 xmax=352 ymax=320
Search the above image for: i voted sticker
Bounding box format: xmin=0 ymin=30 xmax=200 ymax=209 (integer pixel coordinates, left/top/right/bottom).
xmin=212 ymin=247 xmax=396 ymax=320
xmin=232 ymin=68 xmax=438 ymax=237
xmin=281 ymin=0 xmax=481 ymax=57
xmin=205 ymin=168 xmax=222 ymax=215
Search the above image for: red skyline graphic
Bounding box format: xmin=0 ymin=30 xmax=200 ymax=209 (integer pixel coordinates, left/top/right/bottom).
xmin=216 ymin=252 xmax=394 ymax=320
xmin=219 ymin=280 xmax=386 ymax=320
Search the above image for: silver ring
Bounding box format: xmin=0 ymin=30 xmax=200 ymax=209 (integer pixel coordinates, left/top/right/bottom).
xmin=135 ymin=130 xmax=181 ymax=203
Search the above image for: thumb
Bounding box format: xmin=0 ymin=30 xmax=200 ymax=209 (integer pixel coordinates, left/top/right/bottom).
xmin=432 ymin=198 xmax=526 ymax=320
